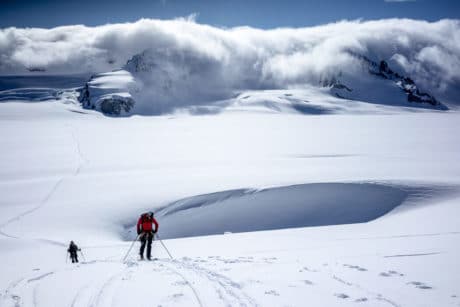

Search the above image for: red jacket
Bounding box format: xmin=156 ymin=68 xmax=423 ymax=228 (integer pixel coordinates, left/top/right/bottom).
xmin=137 ymin=214 xmax=159 ymax=234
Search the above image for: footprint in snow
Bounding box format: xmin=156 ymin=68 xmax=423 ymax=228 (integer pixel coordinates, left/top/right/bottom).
xmin=343 ymin=264 xmax=367 ymax=272
xmin=379 ymin=270 xmax=404 ymax=277
xmin=300 ymin=266 xmax=318 ymax=273
xmin=407 ymin=281 xmax=433 ymax=290
xmin=238 ymin=256 xmax=253 ymax=260
xmin=170 ymin=293 xmax=184 ymax=300
xmin=333 ymin=275 xmax=353 ymax=286
xmin=122 ymin=272 xmax=133 ymax=281
xmin=248 ymin=279 xmax=262 ymax=284
xmin=302 ymin=280 xmax=314 ymax=285
xmin=230 ymin=257 xmax=253 ymax=263
xmin=334 ymin=293 xmax=349 ymax=299
xmin=9 ymin=295 xmax=21 ymax=307
xmin=355 ymin=297 xmax=368 ymax=303
xmin=172 ymin=280 xmax=189 ymax=286
xmin=125 ymin=260 xmax=138 ymax=267
xmin=263 ymin=257 xmax=277 ymax=264
xmin=265 ymin=290 xmax=280 ymax=296
xmin=222 ymin=259 xmax=240 ymax=264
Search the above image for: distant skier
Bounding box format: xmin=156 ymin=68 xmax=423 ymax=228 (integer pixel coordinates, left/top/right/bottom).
xmin=137 ymin=212 xmax=159 ymax=260
xmin=67 ymin=241 xmax=81 ymax=263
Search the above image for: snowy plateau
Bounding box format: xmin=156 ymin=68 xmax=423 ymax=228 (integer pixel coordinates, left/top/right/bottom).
xmin=1 ymin=18 xmax=460 ymax=307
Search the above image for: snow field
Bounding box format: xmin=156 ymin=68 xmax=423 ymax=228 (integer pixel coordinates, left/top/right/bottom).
xmin=0 ymin=99 xmax=459 ymax=306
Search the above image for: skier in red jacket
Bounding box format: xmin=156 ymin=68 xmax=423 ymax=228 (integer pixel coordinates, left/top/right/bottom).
xmin=137 ymin=212 xmax=159 ymax=260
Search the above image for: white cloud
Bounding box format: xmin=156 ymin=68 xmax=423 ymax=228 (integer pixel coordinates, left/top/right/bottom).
xmin=0 ymin=18 xmax=459 ymax=105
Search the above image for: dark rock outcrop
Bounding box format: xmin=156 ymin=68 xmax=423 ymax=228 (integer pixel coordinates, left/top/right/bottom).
xmin=78 ymin=70 xmax=136 ymax=116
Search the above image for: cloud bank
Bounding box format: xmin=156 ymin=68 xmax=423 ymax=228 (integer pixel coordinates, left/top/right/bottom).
xmin=0 ymin=18 xmax=459 ymax=105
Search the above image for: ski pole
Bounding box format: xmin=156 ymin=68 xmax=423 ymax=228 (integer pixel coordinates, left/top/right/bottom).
xmin=79 ymin=250 xmax=86 ymax=262
xmin=155 ymin=233 xmax=173 ymax=259
xmin=122 ymin=234 xmax=140 ymax=262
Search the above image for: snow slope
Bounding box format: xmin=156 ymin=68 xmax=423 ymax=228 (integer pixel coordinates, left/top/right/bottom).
xmin=0 ymin=93 xmax=460 ymax=306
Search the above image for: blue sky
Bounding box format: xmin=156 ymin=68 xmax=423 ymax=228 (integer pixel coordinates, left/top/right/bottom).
xmin=0 ymin=0 xmax=459 ymax=29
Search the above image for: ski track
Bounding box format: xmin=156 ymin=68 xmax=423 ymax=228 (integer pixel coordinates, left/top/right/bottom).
xmin=160 ymin=258 xmax=259 ymax=307
xmin=68 ymin=124 xmax=89 ymax=175
xmin=1 ymin=254 xmax=449 ymax=307
xmin=70 ymin=285 xmax=91 ymax=307
xmin=32 ymin=285 xmax=39 ymax=307
xmin=0 ymin=277 xmax=25 ymax=307
xmin=2 ymin=248 xmax=449 ymax=307
xmin=0 ymin=124 xmax=86 ymax=241
xmin=88 ymin=272 xmax=124 ymax=307
xmin=27 ymin=272 xmax=54 ymax=283
xmin=157 ymin=261 xmax=205 ymax=307
xmin=1 ymin=254 xmax=258 ymax=307
xmin=0 ymin=261 xmax=122 ymax=307
xmin=0 ymin=270 xmax=56 ymax=307
xmin=0 ymin=256 xmax=398 ymax=307
xmin=0 ymin=176 xmax=66 ymax=237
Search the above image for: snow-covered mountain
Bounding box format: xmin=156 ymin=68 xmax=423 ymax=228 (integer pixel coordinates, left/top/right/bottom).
xmin=3 ymin=18 xmax=460 ymax=115
xmin=76 ymin=49 xmax=447 ymax=116
xmin=2 ymin=18 xmax=459 ymax=105
xmin=324 ymin=52 xmax=445 ymax=109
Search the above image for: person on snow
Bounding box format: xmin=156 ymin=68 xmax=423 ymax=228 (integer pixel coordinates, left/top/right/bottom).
xmin=137 ymin=212 xmax=159 ymax=260
xmin=67 ymin=241 xmax=81 ymax=263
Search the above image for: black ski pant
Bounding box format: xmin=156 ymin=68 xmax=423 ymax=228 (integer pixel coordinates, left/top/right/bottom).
xmin=70 ymin=251 xmax=78 ymax=263
xmin=139 ymin=232 xmax=154 ymax=259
